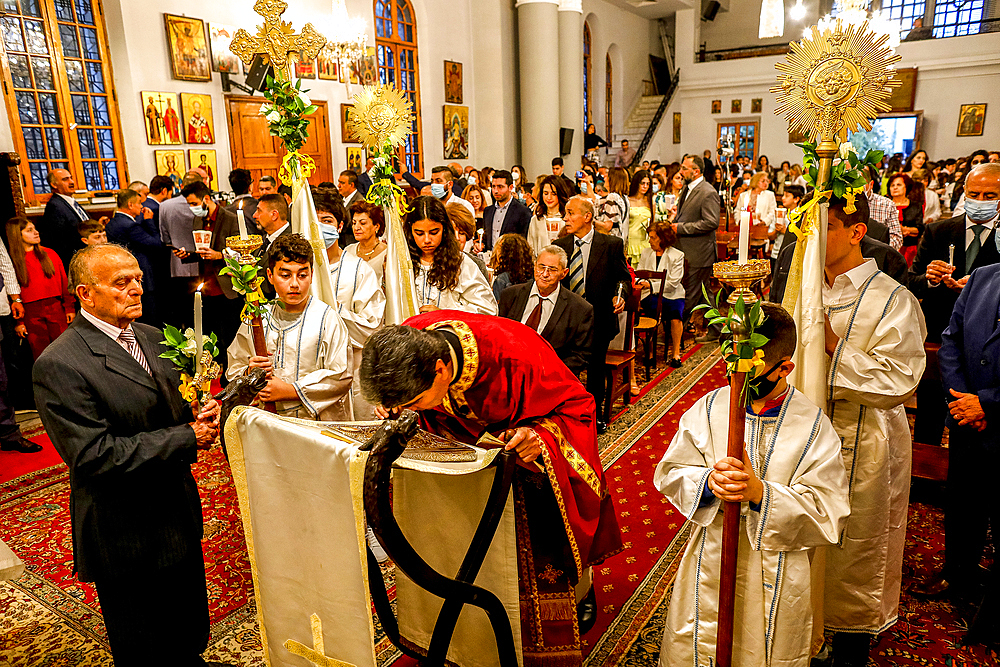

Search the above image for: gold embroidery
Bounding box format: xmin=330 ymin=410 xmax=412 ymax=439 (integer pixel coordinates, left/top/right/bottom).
xmin=538 ymin=445 xmax=584 ymax=579
xmin=534 ymin=418 xmax=603 ymax=498
xmin=427 ymin=320 xmax=480 ymax=421
xmin=538 ymin=563 xmax=564 ymax=584
xmin=285 ymin=613 xmax=357 ymax=666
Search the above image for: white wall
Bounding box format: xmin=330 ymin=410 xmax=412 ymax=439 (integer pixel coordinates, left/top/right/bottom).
xmin=699 ymin=0 xmax=825 ymax=52
xmin=644 ymin=25 xmax=1000 ymax=167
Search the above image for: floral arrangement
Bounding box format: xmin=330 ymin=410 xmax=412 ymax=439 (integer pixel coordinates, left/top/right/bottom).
xmin=159 ymin=325 xmax=221 ymax=402
xmin=797 ymin=139 xmax=884 ymax=209
xmin=220 ymin=255 xmax=271 ymax=322
xmin=696 ymin=287 xmax=771 ymax=403
xmin=259 ymin=76 xmax=318 ymax=183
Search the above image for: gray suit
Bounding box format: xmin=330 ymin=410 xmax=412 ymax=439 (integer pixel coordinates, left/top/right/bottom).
xmin=158 ymin=194 xmax=199 ymax=279
xmin=673 ymin=179 xmax=721 ymax=324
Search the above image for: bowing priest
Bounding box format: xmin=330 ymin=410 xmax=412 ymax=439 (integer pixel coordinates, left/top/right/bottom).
xmin=361 ymin=311 xmax=623 ymax=661
xmin=820 ymin=196 xmax=927 ymax=667
xmin=227 ymin=234 xmax=354 ymax=421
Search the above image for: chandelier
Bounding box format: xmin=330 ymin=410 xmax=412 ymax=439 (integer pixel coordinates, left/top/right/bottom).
xmin=325 ymin=0 xmax=368 ymax=89
xmin=812 ymin=0 xmax=902 ymax=48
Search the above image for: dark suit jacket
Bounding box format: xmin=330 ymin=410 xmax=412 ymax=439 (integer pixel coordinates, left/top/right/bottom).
xmin=908 ymin=214 xmax=1000 ymax=342
xmin=32 ymin=316 xmax=202 ymax=582
xmin=865 ymin=218 xmax=890 ymax=245
xmin=498 ymin=281 xmax=594 ymax=374
xmin=769 ymin=234 xmax=909 ymax=305
xmin=225 ymin=196 xmax=260 ymax=235
xmin=673 ymin=180 xmax=721 ymax=268
xmin=482 ymin=198 xmax=532 ymax=252
xmin=40 ymin=195 xmax=85 ymax=270
xmin=939 ymin=264 xmax=1000 ymax=443
xmin=554 ymin=231 xmax=631 ymax=341
xmin=357 ymin=172 xmax=372 ymax=197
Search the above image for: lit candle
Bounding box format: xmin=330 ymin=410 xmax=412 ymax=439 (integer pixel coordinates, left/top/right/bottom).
xmin=948 ymin=244 xmax=955 ymax=267
xmin=194 ymin=284 xmax=204 ymax=377
xmin=738 ymin=210 xmax=751 ymax=265
xmin=237 ymin=199 xmax=248 ymax=239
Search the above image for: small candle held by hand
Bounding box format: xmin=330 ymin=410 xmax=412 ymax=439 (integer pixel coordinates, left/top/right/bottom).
xmin=948 ymin=244 xmax=955 ymax=267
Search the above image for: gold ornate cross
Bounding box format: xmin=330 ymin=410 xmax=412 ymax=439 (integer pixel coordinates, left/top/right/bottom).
xmin=284 ymin=613 xmax=357 ymax=667
xmin=230 ymin=0 xmax=327 ymax=81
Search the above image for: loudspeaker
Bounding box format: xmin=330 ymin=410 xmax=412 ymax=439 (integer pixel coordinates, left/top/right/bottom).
xmin=245 ymin=55 xmax=273 ymax=90
xmin=559 ymin=127 xmax=574 ymax=156
xmin=702 ymin=0 xmax=721 ymax=21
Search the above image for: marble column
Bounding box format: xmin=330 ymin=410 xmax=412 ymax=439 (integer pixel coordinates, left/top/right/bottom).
xmin=516 ymin=0 xmax=560 ymax=178
xmin=558 ymin=0 xmax=583 ymax=173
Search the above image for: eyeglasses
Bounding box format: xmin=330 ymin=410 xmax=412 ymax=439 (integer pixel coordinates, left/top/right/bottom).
xmin=535 ymin=265 xmax=563 ymax=274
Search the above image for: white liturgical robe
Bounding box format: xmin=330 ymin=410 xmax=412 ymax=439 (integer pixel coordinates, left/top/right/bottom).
xmin=329 ymin=253 xmax=386 ymax=419
xmin=821 ymin=259 xmax=927 ymax=634
xmin=654 ymin=386 xmax=850 ymax=667
xmin=415 ymin=254 xmax=498 ymax=315
xmin=226 ymin=296 xmax=354 ymax=421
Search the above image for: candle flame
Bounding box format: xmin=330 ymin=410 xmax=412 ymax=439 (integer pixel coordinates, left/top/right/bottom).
xmin=196 ymin=282 xmax=204 ymax=293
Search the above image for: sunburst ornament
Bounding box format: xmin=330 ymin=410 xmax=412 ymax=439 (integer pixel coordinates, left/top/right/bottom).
xmin=771 ymin=19 xmax=900 ymax=146
xmin=347 ymin=85 xmax=413 ymax=150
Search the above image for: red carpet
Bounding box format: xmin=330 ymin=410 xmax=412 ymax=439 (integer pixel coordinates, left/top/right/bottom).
xmin=0 ymin=422 xmax=62 ymax=488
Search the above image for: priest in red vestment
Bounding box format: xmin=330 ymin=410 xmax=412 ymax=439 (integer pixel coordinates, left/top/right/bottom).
xmin=361 ymin=310 xmax=623 ymax=663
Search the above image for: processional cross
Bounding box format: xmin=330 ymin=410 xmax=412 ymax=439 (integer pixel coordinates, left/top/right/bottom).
xmin=229 ymin=0 xmax=327 ymax=81
xmin=284 ymin=613 xmax=357 ymax=667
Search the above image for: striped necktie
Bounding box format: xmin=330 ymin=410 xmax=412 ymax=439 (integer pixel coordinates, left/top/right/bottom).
xmin=72 ymin=200 xmax=88 ymax=221
xmin=568 ymin=239 xmax=585 ymax=296
xmin=117 ymin=328 xmax=151 ymax=375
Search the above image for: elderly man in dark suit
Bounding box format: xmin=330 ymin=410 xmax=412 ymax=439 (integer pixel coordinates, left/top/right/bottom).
xmin=40 ymin=168 xmax=88 ymax=270
xmin=482 ymin=170 xmax=532 ymax=252
xmin=554 ymin=196 xmax=630 ymax=431
xmin=673 ymin=154 xmax=721 ymax=340
xmin=498 ymin=244 xmax=594 ymax=374
xmin=32 ymin=243 xmax=223 ymax=667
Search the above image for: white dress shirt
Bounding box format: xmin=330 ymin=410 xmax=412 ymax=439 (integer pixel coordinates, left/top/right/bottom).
xmin=79 ymin=308 xmax=150 ymax=369
xmin=521 ymin=282 xmax=560 ymax=333
xmin=822 ymin=257 xmax=878 ymax=306
xmin=267 ymin=222 xmax=290 ymax=245
xmin=966 ymin=214 xmax=998 ymax=249
xmin=58 ymin=193 xmax=89 ymax=221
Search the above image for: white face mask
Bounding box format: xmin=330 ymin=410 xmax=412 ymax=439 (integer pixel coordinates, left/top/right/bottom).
xmin=468 ymin=174 xmax=478 ymax=185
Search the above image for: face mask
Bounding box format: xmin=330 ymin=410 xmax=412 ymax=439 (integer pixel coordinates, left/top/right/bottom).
xmin=468 ymin=174 xmax=478 ymax=185
xmin=319 ymin=224 xmax=340 ymax=249
xmin=964 ymin=197 xmax=999 ymax=222
xmin=189 ymin=203 xmax=207 ymax=218
xmin=513 ymin=173 xmax=520 ymax=183
xmin=748 ymin=360 xmax=785 ymax=404
xmin=652 ymin=182 xmax=660 ymax=193
xmin=430 ymin=183 xmax=447 ymax=199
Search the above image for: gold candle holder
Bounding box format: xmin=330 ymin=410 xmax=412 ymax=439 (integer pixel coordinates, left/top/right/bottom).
xmin=226 ymin=235 xmax=263 ymax=264
xmin=713 ymin=259 xmax=771 ymax=306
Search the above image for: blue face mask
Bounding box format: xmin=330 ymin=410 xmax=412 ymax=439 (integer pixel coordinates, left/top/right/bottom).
xmin=430 ymin=183 xmax=447 ymax=199
xmin=319 ymin=224 xmax=340 ymax=249
xmin=964 ymin=197 xmax=999 ymax=222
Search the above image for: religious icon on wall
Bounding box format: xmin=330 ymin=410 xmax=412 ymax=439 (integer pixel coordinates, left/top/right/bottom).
xmin=347 ymin=146 xmax=363 ymax=173
xmin=751 ymin=98 xmax=762 ymax=114
xmin=341 ymin=103 xmax=357 ymax=143
xmin=164 ymin=14 xmax=211 ymax=82
xmin=317 ymin=47 xmax=339 ymax=81
xmin=295 ymin=58 xmax=316 ymax=79
xmin=208 ymin=23 xmax=240 ymax=73
xmin=731 ymin=99 xmax=742 ymax=113
xmin=957 ymin=103 xmax=986 ymax=137
xmin=711 ymin=100 xmax=721 ymax=114
xmin=188 ymin=149 xmax=217 ymax=190
xmin=360 ymin=47 xmax=378 ymax=86
xmin=443 ymin=105 xmax=469 ymax=160
xmin=445 ymin=61 xmax=463 ymax=104
xmin=180 ymin=93 xmax=215 ymax=144
xmin=141 ymin=92 xmax=182 ymax=145
xmin=673 ymin=113 xmax=681 ymax=144
xmin=154 ymin=150 xmax=186 ymax=192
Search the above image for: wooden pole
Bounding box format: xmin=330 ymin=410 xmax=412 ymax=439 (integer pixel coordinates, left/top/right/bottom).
xmin=249 ymin=315 xmax=277 ymax=413
xmin=716 ymin=326 xmax=748 ymax=667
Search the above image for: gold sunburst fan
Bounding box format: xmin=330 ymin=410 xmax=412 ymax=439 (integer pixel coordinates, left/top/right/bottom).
xmin=347 ymin=85 xmax=413 ymax=150
xmin=771 ymin=19 xmax=900 ymax=145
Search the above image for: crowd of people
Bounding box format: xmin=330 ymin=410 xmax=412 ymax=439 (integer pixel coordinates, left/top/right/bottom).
xmin=3 ymin=139 xmax=999 ymax=665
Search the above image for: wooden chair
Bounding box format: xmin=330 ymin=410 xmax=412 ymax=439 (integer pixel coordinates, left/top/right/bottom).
xmin=633 ymin=270 xmax=667 ymax=382
xmin=603 ymin=288 xmax=639 ymax=423
xmin=911 ymin=343 xmax=948 ymax=481
xmin=749 ymin=221 xmax=770 ymax=259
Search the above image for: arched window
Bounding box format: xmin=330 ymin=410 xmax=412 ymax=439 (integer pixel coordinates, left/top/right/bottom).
xmin=605 ymin=53 xmax=613 ymax=142
xmin=583 ymin=22 xmax=592 ymax=129
xmin=374 ymin=0 xmax=422 ymax=174
xmin=933 ymin=0 xmax=985 ymax=37
xmin=878 ymin=0 xmax=926 ymax=36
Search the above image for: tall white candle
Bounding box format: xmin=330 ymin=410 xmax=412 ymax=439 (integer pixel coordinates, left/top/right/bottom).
xmin=738 ymin=210 xmax=751 ymax=265
xmin=237 ymin=199 xmax=248 ymax=239
xmin=194 ymin=284 xmax=204 ymax=377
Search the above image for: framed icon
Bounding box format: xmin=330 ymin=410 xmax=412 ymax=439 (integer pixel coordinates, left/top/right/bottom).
xmin=445 ymin=61 xmax=463 ymax=104
xmin=208 ymin=23 xmax=241 ymax=74
xmin=189 ymin=148 xmax=217 ymax=190
xmin=443 ymin=105 xmax=469 ymax=159
xmin=751 ymin=98 xmax=762 ymax=114
xmin=957 ymin=103 xmax=986 ymax=137
xmin=731 ymin=99 xmax=742 ymax=114
xmin=711 ymin=100 xmax=721 ymax=114
xmin=155 ymin=149 xmax=186 ymax=192
xmin=164 ymin=14 xmax=211 ymax=82
xmin=180 ymin=93 xmax=215 ymax=144
xmin=141 ymin=92 xmax=182 ymax=145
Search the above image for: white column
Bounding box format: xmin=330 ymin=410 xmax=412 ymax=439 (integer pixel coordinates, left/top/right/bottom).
xmin=558 ymin=0 xmax=583 ymax=173
xmin=516 ymin=0 xmax=560 ymax=178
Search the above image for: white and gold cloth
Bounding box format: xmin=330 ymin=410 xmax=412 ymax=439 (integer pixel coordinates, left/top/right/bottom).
xmin=226 ymin=408 xmax=521 ymax=667
xmin=0 ymin=537 xmax=24 ymax=582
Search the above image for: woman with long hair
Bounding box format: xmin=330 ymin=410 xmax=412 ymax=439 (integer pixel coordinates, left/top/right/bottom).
xmin=637 ymin=222 xmax=686 ymax=367
xmin=584 ymin=123 xmax=609 ymax=163
xmin=405 ymin=196 xmax=497 ymax=315
xmin=756 ymin=154 xmax=773 ymax=184
xmin=594 ymin=167 xmax=630 ymax=237
xmin=903 ymin=149 xmax=928 ymax=176
xmin=527 ymin=175 xmax=569 ymax=256
xmin=627 ymin=169 xmax=653 ymax=266
xmin=462 ymin=183 xmax=487 ymax=228
xmin=490 ymin=233 xmax=534 ymax=302
xmin=343 ymin=200 xmax=388 ymax=283
xmin=510 ymin=164 xmax=528 ymax=201
xmin=6 ymin=217 xmax=74 ymax=358
xmin=888 ymin=173 xmax=924 ymax=265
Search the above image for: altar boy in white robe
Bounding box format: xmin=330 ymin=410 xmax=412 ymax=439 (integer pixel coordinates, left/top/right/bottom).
xmin=819 ymin=197 xmax=926 ymax=667
xmin=227 ymin=234 xmax=354 ymax=421
xmin=314 ymin=189 xmax=386 ymax=419
xmin=654 ymin=302 xmax=851 ymax=667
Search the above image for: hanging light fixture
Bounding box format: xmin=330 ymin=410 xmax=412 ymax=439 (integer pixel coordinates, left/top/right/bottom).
xmin=810 ymin=0 xmax=901 ymax=47
xmin=325 ymin=0 xmax=369 ymax=92
xmin=790 ymin=1 xmax=807 ymax=20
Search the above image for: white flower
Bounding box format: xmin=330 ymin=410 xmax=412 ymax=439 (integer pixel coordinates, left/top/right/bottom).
xmin=259 ymin=103 xmax=272 ymax=116
xmin=838 ymin=141 xmax=857 ymax=160
xmin=266 ymin=109 xmax=282 ymax=123
xmin=297 ymin=90 xmax=311 ymax=107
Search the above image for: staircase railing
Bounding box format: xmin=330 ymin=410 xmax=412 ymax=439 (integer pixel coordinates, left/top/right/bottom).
xmin=629 ymin=70 xmax=680 ymax=169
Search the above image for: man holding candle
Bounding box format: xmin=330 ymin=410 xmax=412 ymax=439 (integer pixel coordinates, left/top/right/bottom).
xmin=32 ymin=243 xmax=224 ymax=667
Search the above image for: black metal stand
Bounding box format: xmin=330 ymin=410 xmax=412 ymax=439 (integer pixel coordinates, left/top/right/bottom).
xmin=361 ymin=412 xmax=519 ymax=667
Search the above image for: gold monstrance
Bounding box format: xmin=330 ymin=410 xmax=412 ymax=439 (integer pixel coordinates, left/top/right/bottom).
xmin=229 ymin=0 xmax=327 ymax=81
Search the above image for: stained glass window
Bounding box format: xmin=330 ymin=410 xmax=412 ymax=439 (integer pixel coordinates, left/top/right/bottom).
xmin=374 ymin=0 xmax=422 ymax=175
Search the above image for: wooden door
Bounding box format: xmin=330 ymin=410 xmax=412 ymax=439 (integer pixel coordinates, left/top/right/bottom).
xmin=226 ymin=96 xmax=334 ymax=194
